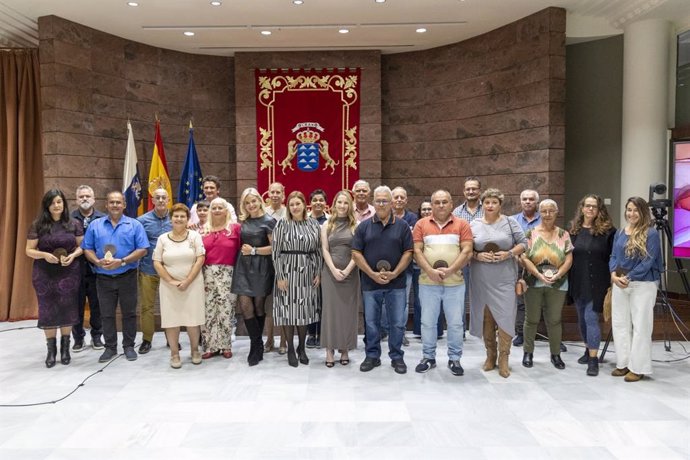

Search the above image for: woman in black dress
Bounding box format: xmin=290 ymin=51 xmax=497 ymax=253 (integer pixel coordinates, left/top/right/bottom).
xmin=26 ymin=189 xmax=84 ymax=368
xmin=568 ymin=194 xmax=615 ymax=376
xmin=230 ymin=187 xmax=276 ymax=366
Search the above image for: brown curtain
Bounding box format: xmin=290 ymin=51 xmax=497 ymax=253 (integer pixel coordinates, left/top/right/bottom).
xmin=0 ymin=49 xmax=43 ymax=321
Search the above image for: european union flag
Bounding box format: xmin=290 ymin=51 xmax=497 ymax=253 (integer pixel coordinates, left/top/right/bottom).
xmin=177 ymin=125 xmax=204 ymax=208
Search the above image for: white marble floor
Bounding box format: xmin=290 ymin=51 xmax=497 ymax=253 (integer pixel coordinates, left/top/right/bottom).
xmin=0 ymin=320 xmax=688 ymax=460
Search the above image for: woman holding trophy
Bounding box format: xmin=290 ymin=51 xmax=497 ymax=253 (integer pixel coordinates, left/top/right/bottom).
xmin=520 ymin=199 xmax=573 ymax=370
xmin=26 ymin=189 xmax=84 ymax=368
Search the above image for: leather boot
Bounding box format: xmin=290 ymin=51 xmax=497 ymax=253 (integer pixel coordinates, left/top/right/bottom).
xmin=256 ymin=315 xmax=266 ymax=362
xmin=586 ymin=355 xmax=599 ymax=376
xmin=245 ymin=317 xmax=262 ymax=366
xmin=60 ymin=336 xmax=71 ymax=365
xmin=482 ymin=308 xmax=497 ymax=371
xmin=45 ymin=338 xmax=57 ymax=368
xmin=497 ymin=328 xmax=512 ymax=378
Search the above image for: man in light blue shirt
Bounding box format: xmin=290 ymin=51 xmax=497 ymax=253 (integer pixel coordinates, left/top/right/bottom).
xmin=82 ymin=191 xmax=149 ymax=362
xmin=511 ymin=189 xmax=541 ymax=232
xmin=511 ymin=189 xmax=540 ymax=347
xmin=136 ymin=188 xmax=172 ymax=354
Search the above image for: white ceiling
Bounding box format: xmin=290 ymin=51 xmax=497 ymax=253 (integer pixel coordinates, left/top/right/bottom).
xmin=1 ymin=0 xmax=689 ymax=55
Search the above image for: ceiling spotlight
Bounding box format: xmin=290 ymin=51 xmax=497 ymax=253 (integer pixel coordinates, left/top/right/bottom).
xmin=293 ymin=0 xmax=304 ymax=4
xmin=416 ymin=27 xmax=427 ymax=33
xmin=210 ymin=1 xmax=222 ymax=5
xmin=261 ymin=30 xmax=272 ymax=36
xmin=184 ymin=31 xmax=195 ymax=36
xmin=338 ymin=28 xmax=349 ymax=34
xmin=375 ymin=0 xmax=386 ymax=3
xmin=127 ymin=1 xmax=139 ymax=6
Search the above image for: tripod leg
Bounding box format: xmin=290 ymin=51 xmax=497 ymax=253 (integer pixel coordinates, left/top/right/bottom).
xmin=600 ymin=328 xmax=613 ymax=363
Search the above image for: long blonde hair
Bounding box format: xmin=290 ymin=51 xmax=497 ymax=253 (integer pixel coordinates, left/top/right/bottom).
xmin=326 ymin=190 xmax=357 ymax=235
xmin=238 ymin=187 xmax=264 ymax=222
xmin=624 ymin=196 xmax=652 ymax=259
xmin=204 ymin=197 xmax=232 ymax=233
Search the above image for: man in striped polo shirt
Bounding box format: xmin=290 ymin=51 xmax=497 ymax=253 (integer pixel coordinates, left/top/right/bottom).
xmin=413 ymin=190 xmax=473 ymax=376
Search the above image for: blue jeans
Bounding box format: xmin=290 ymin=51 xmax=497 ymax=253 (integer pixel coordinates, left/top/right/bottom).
xmin=381 ymin=273 xmax=411 ymax=335
xmin=419 ymin=284 xmax=465 ymax=361
xmin=574 ymin=298 xmax=601 ymax=350
xmin=381 ymin=273 xmax=413 ymax=335
xmin=412 ymin=268 xmax=444 ymax=336
xmin=363 ymin=288 xmax=406 ymax=361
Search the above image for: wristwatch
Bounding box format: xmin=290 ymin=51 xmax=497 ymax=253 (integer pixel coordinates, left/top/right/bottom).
xmin=250 ymin=247 xmax=256 ymax=256
xmin=120 ymin=258 xmax=127 ymax=267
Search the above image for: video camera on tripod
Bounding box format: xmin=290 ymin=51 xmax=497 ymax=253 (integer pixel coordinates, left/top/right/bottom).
xmin=649 ymin=182 xmax=672 ymax=211
xmin=646 ymin=182 xmax=688 ymax=295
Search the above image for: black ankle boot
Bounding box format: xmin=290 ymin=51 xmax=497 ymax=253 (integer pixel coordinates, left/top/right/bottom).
xmin=60 ymin=336 xmax=71 ymax=365
xmin=287 ymin=343 xmax=298 ymax=367
xmin=297 ymin=345 xmax=309 ymax=365
xmin=586 ymin=356 xmax=599 ymax=376
xmin=578 ymin=348 xmax=589 ymax=364
xmin=256 ymin=316 xmax=266 ymax=362
xmin=45 ymin=338 xmax=57 ymax=368
xmin=244 ymin=317 xmax=261 ymax=366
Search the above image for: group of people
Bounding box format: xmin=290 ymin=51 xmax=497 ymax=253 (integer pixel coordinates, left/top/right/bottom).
xmin=26 ymin=175 xmax=663 ymax=382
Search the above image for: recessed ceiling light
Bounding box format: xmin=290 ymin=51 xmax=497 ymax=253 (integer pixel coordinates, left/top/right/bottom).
xmin=293 ymin=0 xmax=304 ymax=4
xmin=184 ymin=31 xmax=195 ymax=36
xmin=375 ymin=0 xmax=386 ymax=3
xmin=416 ymin=28 xmax=427 ymax=33
xmin=339 ymin=28 xmax=349 ymax=34
xmin=210 ymin=1 xmax=222 ymax=5
xmin=127 ymin=1 xmax=139 ymax=6
xmin=261 ymin=30 xmax=272 ymax=36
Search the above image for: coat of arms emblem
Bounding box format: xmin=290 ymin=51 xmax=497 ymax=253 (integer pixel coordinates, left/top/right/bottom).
xmin=280 ymin=127 xmax=339 ymax=175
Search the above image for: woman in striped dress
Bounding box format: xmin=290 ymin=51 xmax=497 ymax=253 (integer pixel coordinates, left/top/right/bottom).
xmin=272 ymin=191 xmax=323 ymax=367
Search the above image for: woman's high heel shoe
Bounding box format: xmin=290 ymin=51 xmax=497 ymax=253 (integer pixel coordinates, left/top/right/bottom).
xmin=287 ymin=349 xmax=298 ymax=367
xmin=297 ymin=346 xmax=309 ymax=365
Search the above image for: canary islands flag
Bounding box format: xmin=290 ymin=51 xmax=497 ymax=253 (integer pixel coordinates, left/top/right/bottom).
xmin=123 ymin=121 xmax=143 ymax=217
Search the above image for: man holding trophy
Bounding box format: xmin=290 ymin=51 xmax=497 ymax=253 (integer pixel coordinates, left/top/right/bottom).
xmin=82 ymin=191 xmax=149 ymax=363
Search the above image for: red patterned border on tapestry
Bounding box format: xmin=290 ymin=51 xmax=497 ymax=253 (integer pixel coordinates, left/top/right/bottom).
xmin=255 ymin=68 xmax=361 ymax=205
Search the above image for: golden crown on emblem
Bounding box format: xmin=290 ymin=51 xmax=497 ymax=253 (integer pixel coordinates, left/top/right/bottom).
xmin=296 ymin=128 xmax=321 ymax=143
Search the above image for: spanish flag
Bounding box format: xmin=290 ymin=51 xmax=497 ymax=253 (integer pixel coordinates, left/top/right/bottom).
xmin=147 ymin=120 xmax=173 ymax=210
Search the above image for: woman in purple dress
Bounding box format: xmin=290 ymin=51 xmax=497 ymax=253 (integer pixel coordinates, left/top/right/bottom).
xmin=26 ymin=189 xmax=84 ymax=368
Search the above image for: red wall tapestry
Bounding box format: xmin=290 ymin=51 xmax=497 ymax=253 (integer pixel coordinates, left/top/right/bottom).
xmin=255 ymin=68 xmax=361 ymax=206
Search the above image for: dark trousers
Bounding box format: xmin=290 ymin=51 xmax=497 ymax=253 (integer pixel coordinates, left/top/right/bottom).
xmin=72 ymin=272 xmax=102 ymax=341
xmin=307 ymin=320 xmax=321 ymax=336
xmin=515 ymin=295 xmax=525 ymax=335
xmin=97 ymin=270 xmax=138 ymax=351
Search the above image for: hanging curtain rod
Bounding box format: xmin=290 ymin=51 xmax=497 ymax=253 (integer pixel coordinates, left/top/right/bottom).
xmin=254 ymin=67 xmax=362 ymax=72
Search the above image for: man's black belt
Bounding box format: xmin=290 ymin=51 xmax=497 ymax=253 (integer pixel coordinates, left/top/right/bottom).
xmin=97 ymin=268 xmax=137 ymax=279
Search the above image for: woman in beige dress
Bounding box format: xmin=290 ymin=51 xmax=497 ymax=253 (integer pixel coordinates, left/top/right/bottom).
xmin=153 ymin=203 xmax=206 ymax=369
xmin=320 ymin=191 xmax=361 ymax=367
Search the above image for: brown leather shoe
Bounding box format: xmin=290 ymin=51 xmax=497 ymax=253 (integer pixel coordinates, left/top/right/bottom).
xmin=624 ymin=371 xmax=643 ymax=382
xmin=202 ymin=350 xmax=220 ymax=360
xmin=611 ymin=367 xmax=629 ymax=377
xmin=222 ymin=350 xmax=233 ymax=359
